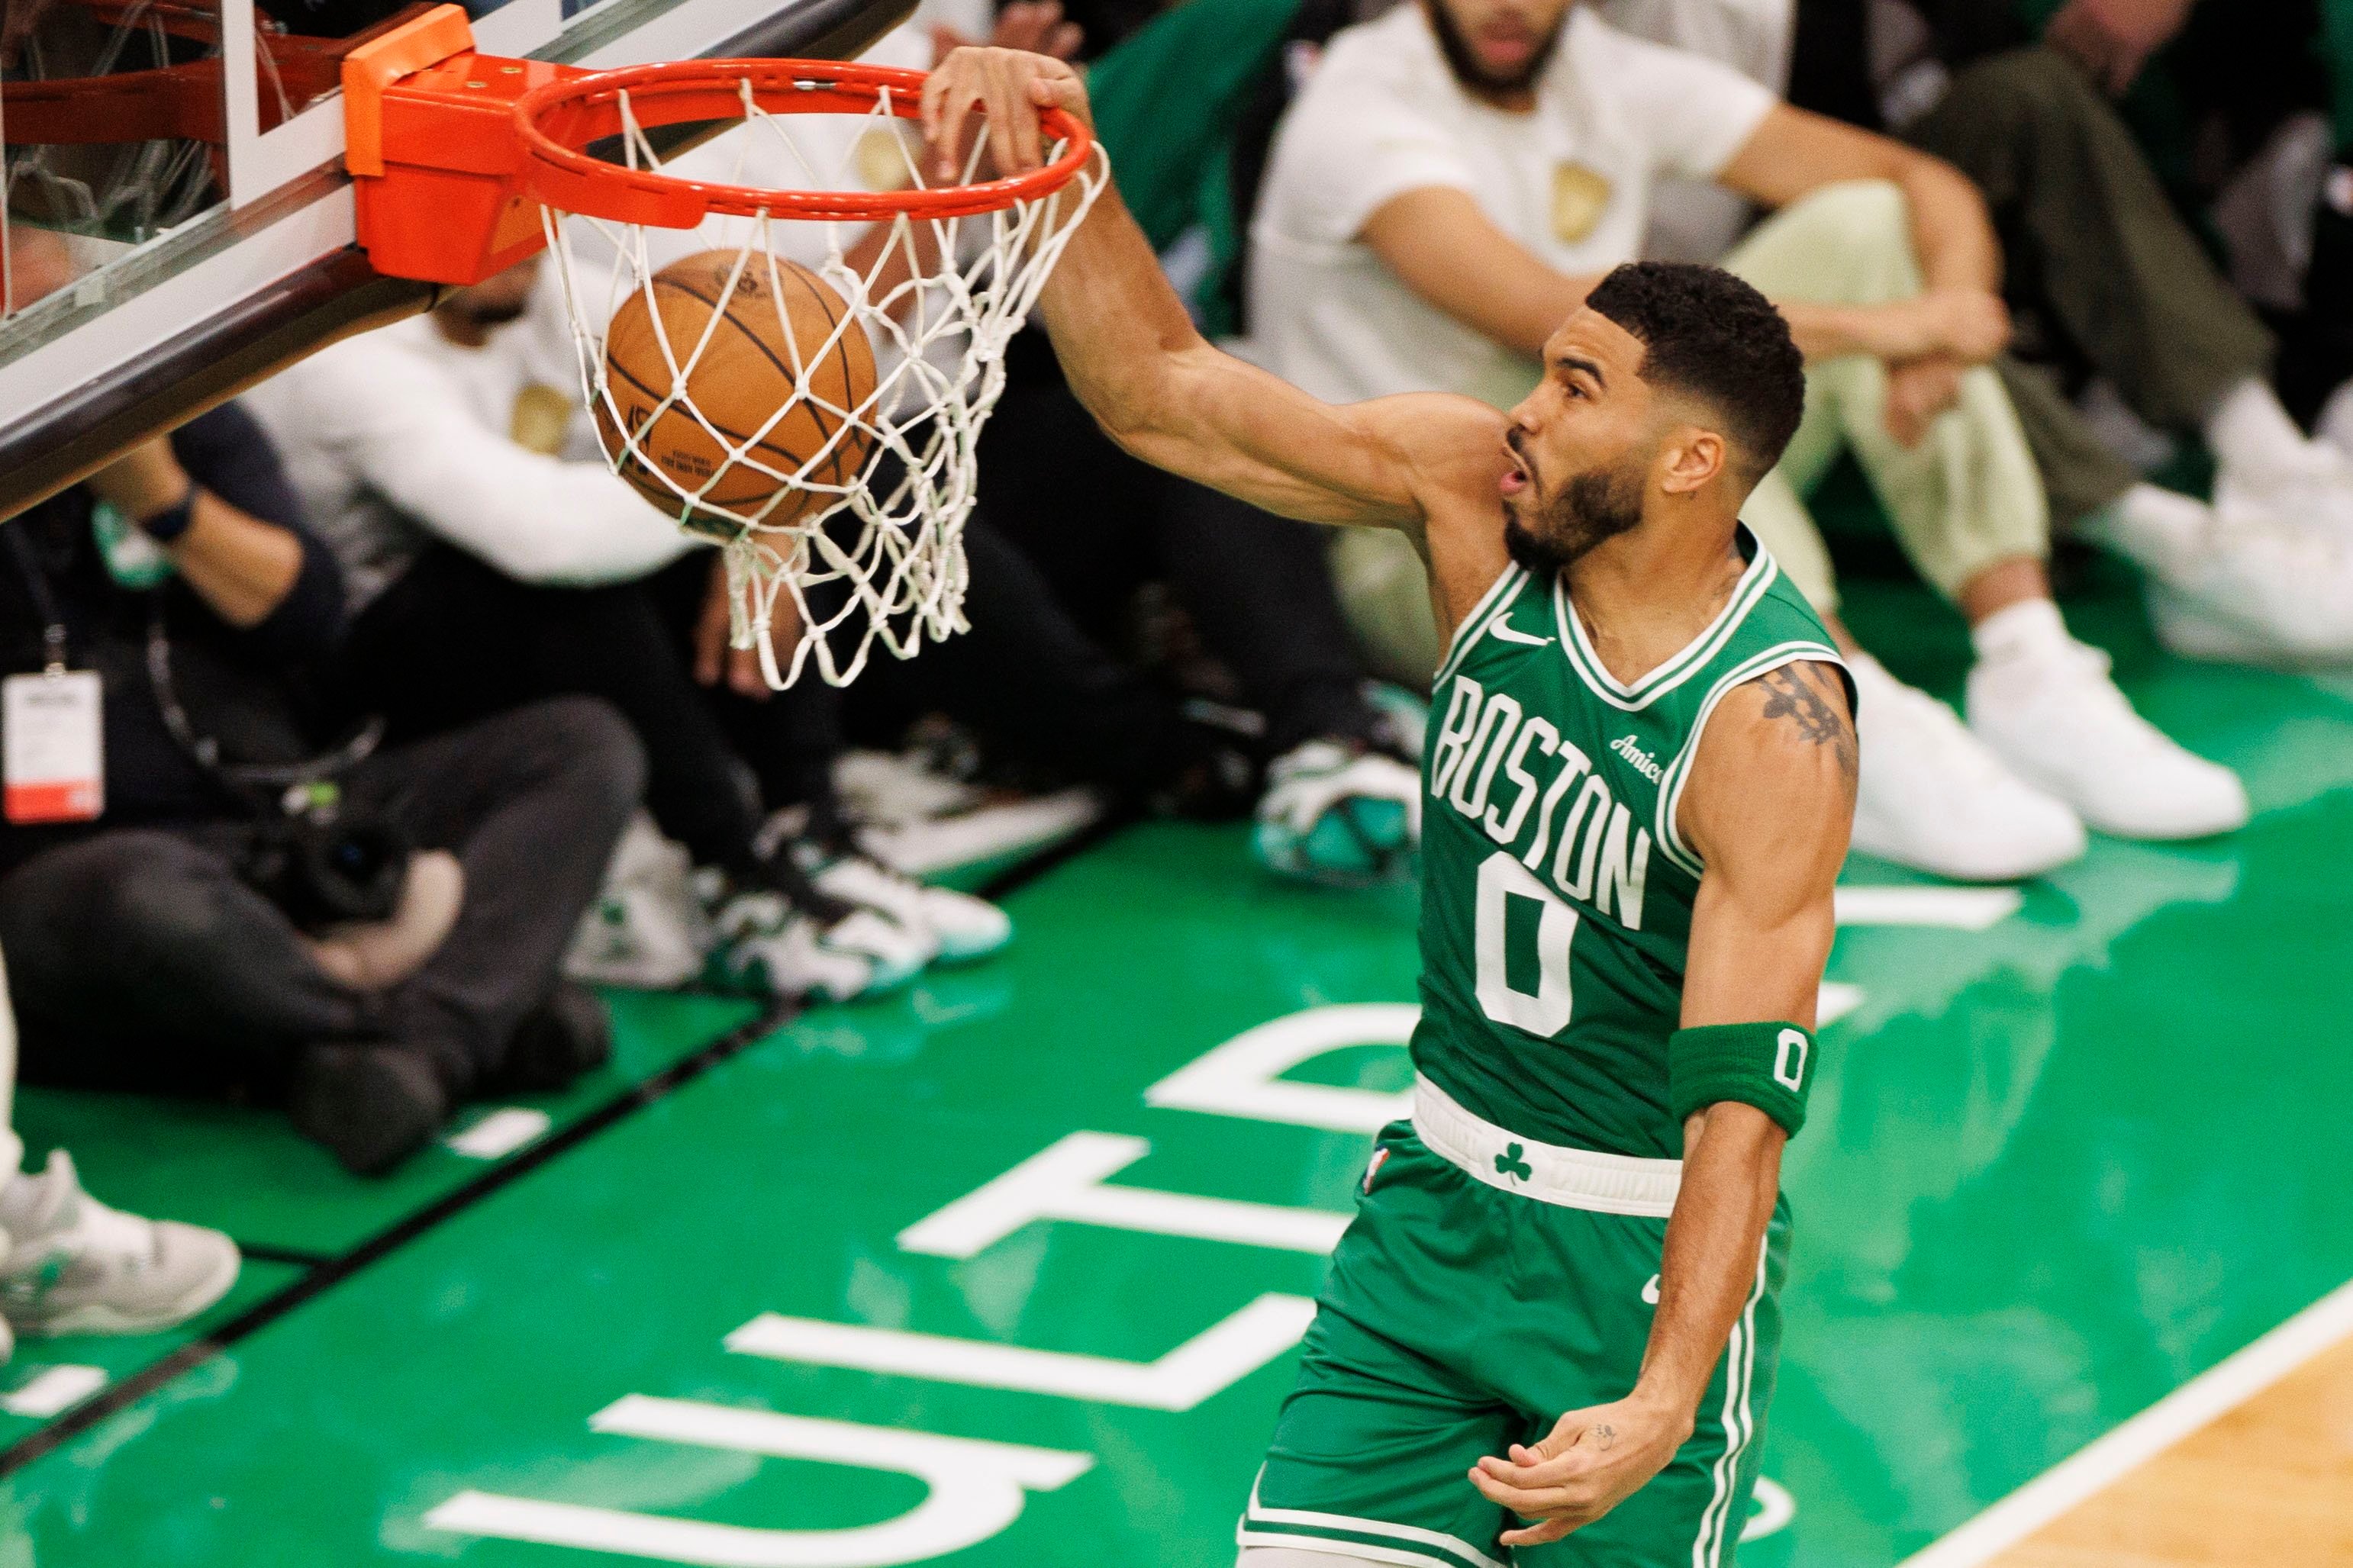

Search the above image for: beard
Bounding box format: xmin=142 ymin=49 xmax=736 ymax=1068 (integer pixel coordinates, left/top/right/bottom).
xmin=1504 ymin=461 xmax=1645 ymax=579
xmin=1426 ymin=1 xmax=1564 ymax=95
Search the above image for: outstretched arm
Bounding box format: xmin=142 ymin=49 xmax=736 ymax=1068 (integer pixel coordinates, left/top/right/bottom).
xmin=1469 ymin=660 xmax=1853 ymax=1547
xmin=919 ymin=48 xmax=1502 ymax=537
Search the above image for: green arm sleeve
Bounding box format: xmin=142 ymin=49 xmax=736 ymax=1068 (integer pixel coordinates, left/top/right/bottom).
xmin=1668 ymin=1022 xmax=1818 ymax=1139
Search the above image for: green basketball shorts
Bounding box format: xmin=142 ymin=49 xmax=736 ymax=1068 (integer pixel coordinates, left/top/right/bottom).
xmin=1240 ymin=1074 xmax=1791 ymax=1568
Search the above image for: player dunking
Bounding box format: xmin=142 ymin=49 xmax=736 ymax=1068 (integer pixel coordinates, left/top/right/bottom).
xmin=924 ymin=49 xmax=1856 ymax=1567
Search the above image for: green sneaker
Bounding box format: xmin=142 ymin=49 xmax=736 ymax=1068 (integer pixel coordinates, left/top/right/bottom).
xmin=1252 ymin=739 xmax=1421 ymax=887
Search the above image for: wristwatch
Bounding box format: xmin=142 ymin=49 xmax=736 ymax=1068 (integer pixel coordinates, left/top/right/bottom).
xmin=137 ymin=479 xmax=199 ymax=545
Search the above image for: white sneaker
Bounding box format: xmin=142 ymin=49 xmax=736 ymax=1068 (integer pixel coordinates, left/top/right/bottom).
xmin=807 ymin=852 xmax=1012 ymax=965
xmin=707 ymin=891 xmax=930 ymax=1003
xmin=831 ymin=750 xmax=1101 ymax=881
xmin=2082 ymin=485 xmax=2353 ymax=665
xmin=2146 ymin=514 xmax=2353 ymax=666
xmin=832 ymin=749 xmax=986 ymax=826
xmin=2213 ymin=453 xmax=2353 ymax=545
xmin=566 ymin=816 xmax=708 ymax=989
xmin=0 ymin=1152 xmax=240 ymax=1337
xmin=2316 ymin=378 xmax=2353 ymax=459
xmin=1846 ymin=653 xmax=2085 ymax=881
xmin=1967 ymin=633 xmax=2248 ymax=840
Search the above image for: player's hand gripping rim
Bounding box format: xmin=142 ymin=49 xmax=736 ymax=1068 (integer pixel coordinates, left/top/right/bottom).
xmin=1468 ymin=1394 xmax=1692 ymax=1547
xmin=919 ymin=45 xmax=1091 ymax=184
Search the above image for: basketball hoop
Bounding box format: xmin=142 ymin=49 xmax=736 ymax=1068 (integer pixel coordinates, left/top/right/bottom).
xmin=343 ymin=8 xmax=1106 ymax=686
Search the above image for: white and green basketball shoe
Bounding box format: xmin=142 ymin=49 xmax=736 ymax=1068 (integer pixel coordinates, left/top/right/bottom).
xmin=1252 ymin=739 xmax=1423 ymax=887
xmin=705 ymin=887 xmax=933 ymax=1004
xmin=0 ymin=1151 xmax=240 ymax=1338
xmin=800 ymin=850 xmax=1014 ymax=965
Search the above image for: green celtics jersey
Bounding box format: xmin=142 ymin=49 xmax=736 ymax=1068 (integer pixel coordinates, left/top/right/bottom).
xmin=1410 ymin=530 xmax=1846 ymax=1160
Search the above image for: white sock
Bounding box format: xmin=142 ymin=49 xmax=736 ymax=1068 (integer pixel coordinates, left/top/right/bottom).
xmin=2091 ymin=482 xmax=2213 ymax=576
xmin=2205 ymin=376 xmax=2327 ymax=482
xmin=1971 ymin=598 xmax=2073 ymax=669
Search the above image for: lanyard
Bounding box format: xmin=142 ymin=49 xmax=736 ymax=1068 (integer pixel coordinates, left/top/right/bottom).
xmin=143 ymin=605 xmax=385 ymax=793
xmin=8 ymin=513 xmax=382 ymax=797
xmin=5 ymin=523 xmax=69 ymax=674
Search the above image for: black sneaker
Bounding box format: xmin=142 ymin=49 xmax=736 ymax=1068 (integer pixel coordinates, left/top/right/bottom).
xmin=492 ymin=982 xmax=614 ymax=1093
xmin=288 ymin=1042 xmax=449 ymax=1177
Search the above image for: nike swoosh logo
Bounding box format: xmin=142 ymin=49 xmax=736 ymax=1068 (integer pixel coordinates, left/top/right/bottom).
xmin=1487 ymin=622 xmax=1555 ymax=647
xmin=1641 ymin=1274 xmax=1661 ymax=1305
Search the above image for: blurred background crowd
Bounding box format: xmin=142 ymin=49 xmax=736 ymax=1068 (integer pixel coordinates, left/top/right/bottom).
xmin=0 ymin=0 xmax=2348 ymax=1368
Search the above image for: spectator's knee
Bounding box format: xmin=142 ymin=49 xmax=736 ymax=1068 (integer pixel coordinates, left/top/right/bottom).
xmin=1781 ymin=179 xmax=1909 ymax=251
xmin=79 ymin=834 xmax=247 ymax=974
xmin=514 ymin=694 xmax=649 ymax=817
xmin=1778 ymin=179 xmax=1910 ymax=240
xmin=1942 ymin=44 xmax=2100 ymax=134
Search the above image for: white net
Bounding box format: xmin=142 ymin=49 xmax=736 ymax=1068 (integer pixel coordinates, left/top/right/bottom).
xmin=540 ymin=74 xmax=1106 ymax=687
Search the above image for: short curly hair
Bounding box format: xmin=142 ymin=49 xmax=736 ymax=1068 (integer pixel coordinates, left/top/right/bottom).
xmin=1583 ymin=261 xmax=1806 ymax=481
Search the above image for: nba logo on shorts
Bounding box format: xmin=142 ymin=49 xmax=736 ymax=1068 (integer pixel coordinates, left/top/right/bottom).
xmin=1362 ymin=1148 xmax=1391 ymax=1194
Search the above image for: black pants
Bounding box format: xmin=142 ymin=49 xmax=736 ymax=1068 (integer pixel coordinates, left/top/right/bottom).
xmin=980 ymin=345 xmax=1382 ymax=757
xmin=347 ymin=530 xmax=1214 ymax=850
xmin=1903 ymin=47 xmax=2279 ymax=523
xmin=341 ymin=548 xmax=812 ymax=876
xmin=0 ymin=697 xmax=643 ymax=1098
xmin=833 ymin=510 xmax=1213 ymax=797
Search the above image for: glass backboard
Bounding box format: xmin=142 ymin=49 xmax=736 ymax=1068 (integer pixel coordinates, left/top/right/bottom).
xmin=0 ymin=0 xmax=907 ymax=515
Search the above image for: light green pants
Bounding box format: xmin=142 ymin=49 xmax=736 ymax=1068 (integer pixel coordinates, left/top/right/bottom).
xmin=1724 ymin=179 xmax=2048 ymax=614
xmin=1329 ymin=179 xmax=2050 ymax=682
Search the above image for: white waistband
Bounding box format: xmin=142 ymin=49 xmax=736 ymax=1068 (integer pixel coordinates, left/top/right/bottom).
xmin=1411 ymin=1074 xmax=1682 ymax=1217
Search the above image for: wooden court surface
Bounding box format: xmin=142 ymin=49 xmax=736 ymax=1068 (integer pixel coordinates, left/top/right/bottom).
xmin=1994 ymin=1332 xmax=2353 ymax=1567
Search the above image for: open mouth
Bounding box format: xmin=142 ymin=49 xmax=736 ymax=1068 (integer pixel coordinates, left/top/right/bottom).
xmin=1500 ymin=436 xmax=1532 ymax=497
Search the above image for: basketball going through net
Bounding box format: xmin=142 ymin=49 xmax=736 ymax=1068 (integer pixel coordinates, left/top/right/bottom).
xmin=342 ymin=14 xmax=1105 ymax=688
xmin=530 ymin=62 xmax=1105 ymax=687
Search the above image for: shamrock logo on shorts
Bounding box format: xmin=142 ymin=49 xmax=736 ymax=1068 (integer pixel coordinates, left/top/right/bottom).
xmin=1495 ymin=1143 xmax=1533 ymax=1183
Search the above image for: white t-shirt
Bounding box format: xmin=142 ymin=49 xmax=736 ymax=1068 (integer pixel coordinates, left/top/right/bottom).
xmin=1598 ymin=0 xmax=1791 ymax=262
xmin=1247 ymin=4 xmax=1777 ymax=410
xmin=247 ymin=263 xmax=696 ymax=612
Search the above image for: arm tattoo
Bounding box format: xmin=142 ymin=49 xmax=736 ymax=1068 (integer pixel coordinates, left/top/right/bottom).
xmin=1757 ymin=665 xmax=1857 ymax=784
xmin=1591 ymin=1423 xmax=1618 ymax=1451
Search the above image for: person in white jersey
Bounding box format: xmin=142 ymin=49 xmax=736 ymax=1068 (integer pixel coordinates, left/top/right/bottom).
xmin=1246 ymin=0 xmax=2249 ymax=882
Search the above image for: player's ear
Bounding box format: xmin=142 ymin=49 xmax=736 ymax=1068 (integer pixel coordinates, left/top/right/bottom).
xmin=1658 ymin=426 xmax=1726 ymax=496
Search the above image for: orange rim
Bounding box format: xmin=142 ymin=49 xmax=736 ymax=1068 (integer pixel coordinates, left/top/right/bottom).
xmin=512 ymin=58 xmax=1094 ymax=227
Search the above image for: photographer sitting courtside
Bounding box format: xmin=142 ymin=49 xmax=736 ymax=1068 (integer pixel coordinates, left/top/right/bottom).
xmin=0 ymin=356 xmax=643 ymax=1174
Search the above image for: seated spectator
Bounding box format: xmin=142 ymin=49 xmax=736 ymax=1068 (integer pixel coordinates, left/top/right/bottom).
xmin=0 ymin=942 xmax=239 ymax=1350
xmin=1009 ymin=0 xmax=1431 ymax=884
xmin=1962 ymin=0 xmax=2353 ymax=428
xmin=0 ymin=396 xmax=640 ymax=1175
xmin=245 ymin=256 xmax=1018 ymax=1000
xmin=1607 ymin=0 xmax=2353 ymax=666
xmin=1246 ymin=0 xmax=2248 ymax=883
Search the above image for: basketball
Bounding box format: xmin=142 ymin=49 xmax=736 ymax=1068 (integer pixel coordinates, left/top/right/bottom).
xmin=595 ymin=250 xmax=878 ymax=538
